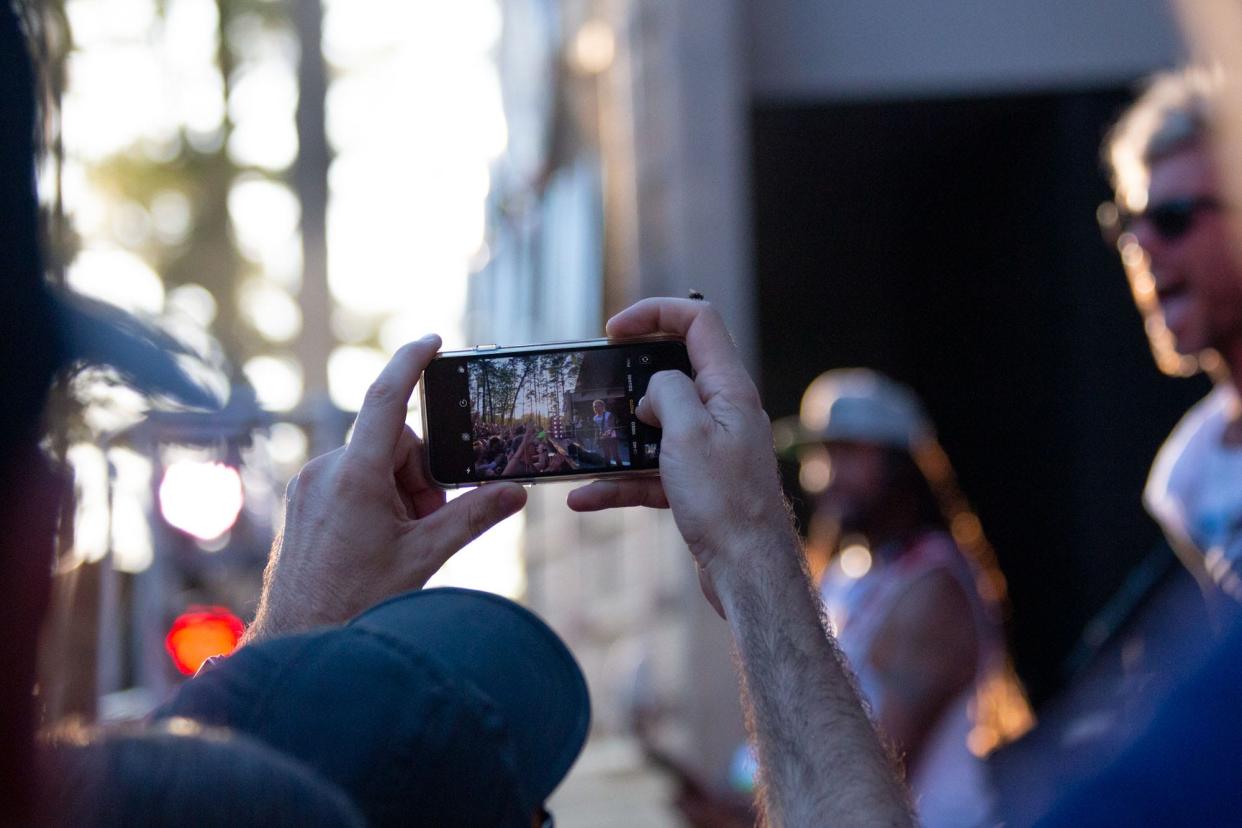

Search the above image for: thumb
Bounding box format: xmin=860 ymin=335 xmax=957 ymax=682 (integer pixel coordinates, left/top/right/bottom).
xmin=412 ymin=483 xmax=527 ymax=567
xmin=638 ymin=370 xmax=707 ymax=432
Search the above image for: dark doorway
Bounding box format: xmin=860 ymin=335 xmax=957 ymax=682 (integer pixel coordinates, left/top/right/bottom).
xmin=751 ymin=89 xmax=1209 ymax=704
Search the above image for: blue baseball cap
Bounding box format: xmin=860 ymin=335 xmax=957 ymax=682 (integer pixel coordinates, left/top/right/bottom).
xmin=155 ymin=588 xmax=590 ymax=826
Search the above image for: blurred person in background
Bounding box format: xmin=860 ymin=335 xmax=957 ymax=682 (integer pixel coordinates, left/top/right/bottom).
xmin=987 ymin=62 xmax=1242 ymax=824
xmin=780 ymin=369 xmax=1027 ymax=827
xmin=1104 ymin=66 xmax=1242 ymax=611
xmin=628 ymin=368 xmax=1027 ymax=827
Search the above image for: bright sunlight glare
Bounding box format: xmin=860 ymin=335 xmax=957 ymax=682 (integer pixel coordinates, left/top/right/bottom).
xmin=323 ymin=0 xmax=521 ymax=596
xmin=60 ymin=0 xmax=522 ymax=598
xmin=158 ymin=461 xmax=244 ymax=541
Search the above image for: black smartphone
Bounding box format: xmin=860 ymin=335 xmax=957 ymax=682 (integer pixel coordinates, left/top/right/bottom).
xmin=420 ymin=337 xmax=692 ymax=487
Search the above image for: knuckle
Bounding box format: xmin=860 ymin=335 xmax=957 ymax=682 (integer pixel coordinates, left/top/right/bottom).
xmin=648 ymin=370 xmax=682 ymax=394
xmin=362 ymin=379 xmax=400 ymax=411
xmin=724 ymin=377 xmax=763 ymax=411
xmin=690 ymin=413 xmax=715 ymax=442
xmin=467 ymin=499 xmax=488 ymax=540
xmin=334 ymin=457 xmax=369 ymax=494
xmin=283 ymin=447 xmax=344 ymax=509
xmin=299 ymin=448 xmax=339 ymax=481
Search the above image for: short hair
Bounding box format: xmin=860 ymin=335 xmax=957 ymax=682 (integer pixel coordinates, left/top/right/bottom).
xmin=1105 ymin=65 xmax=1224 ymax=210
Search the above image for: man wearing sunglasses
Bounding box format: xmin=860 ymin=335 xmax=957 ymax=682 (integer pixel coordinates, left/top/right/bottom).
xmin=1103 ymin=66 xmax=1242 ymax=606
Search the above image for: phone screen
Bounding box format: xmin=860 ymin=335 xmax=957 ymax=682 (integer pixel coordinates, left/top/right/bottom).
xmin=422 ymin=339 xmax=692 ymax=486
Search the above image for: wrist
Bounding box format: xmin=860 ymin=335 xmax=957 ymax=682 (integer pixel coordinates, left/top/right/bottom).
xmin=241 ymin=587 xmax=323 ymax=646
xmin=240 ymin=602 xmax=287 ymax=646
xmin=707 ymin=528 xmax=807 ymax=616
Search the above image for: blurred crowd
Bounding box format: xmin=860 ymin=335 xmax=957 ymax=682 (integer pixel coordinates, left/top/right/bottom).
xmin=472 ymin=403 xmax=625 ymax=479
xmin=8 ymin=2 xmax=1242 ymax=826
xmin=472 ymin=422 xmax=581 ymax=478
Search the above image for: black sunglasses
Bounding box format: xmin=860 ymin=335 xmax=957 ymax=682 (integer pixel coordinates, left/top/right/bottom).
xmin=1098 ymin=196 xmax=1222 ymax=246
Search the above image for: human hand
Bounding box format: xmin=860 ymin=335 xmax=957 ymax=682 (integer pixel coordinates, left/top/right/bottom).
xmin=245 ymin=335 xmax=527 ymax=643
xmin=567 ymin=299 xmax=795 ymax=615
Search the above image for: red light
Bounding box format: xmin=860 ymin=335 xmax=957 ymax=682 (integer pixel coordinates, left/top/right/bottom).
xmin=165 ymin=607 xmax=245 ymax=675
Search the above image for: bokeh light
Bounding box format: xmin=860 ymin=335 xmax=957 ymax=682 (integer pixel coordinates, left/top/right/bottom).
xmin=110 ymin=448 xmax=155 ymax=574
xmin=839 ymin=544 xmax=873 ymax=580
xmin=799 ymin=452 xmax=832 ymax=494
xmin=67 ymin=443 xmax=110 ymax=564
xmin=243 ymin=355 xmax=304 ymax=412
xmin=238 ymin=280 xmax=302 ymax=343
xmin=158 ymin=461 xmax=244 ymax=541
xmin=165 ymin=607 xmax=245 ymax=675
xmin=266 ymin=422 xmax=309 ymax=468
xmin=227 ymin=58 xmax=299 ymax=171
xmin=327 ymin=345 xmax=389 ymax=412
xmin=67 ymin=247 xmax=165 ymax=314
xmin=166 ymin=283 xmax=219 ymax=329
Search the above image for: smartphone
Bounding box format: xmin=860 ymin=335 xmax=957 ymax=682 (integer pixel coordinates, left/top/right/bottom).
xmin=420 ymin=337 xmax=692 ymax=487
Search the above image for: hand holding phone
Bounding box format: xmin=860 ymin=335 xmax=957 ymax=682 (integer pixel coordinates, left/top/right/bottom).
xmin=246 ymin=336 xmax=527 ymax=643
xmin=566 ymin=299 xmax=794 ymax=618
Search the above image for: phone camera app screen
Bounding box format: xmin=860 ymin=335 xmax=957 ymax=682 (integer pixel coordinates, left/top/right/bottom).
xmin=429 ymin=341 xmax=689 ymax=484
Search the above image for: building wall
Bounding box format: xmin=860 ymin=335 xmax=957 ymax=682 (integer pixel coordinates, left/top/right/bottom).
xmin=748 ymin=0 xmax=1184 ymax=100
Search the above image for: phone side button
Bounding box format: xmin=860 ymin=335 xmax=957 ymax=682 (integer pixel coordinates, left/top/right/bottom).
xmin=475 ymin=343 xmax=499 ymax=350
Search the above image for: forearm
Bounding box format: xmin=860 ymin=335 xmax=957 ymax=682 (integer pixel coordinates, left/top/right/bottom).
xmin=716 ymin=532 xmax=913 ymax=828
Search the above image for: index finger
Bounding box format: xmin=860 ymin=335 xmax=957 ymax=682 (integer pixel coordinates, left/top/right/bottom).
xmin=606 ymin=298 xmax=753 ymax=396
xmin=567 ymin=478 xmax=669 ymax=512
xmin=347 ymin=334 xmax=441 ymax=470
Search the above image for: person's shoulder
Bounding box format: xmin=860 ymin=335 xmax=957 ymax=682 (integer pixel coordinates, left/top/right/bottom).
xmin=1166 ymin=385 xmax=1231 ymax=451
xmin=1146 ymin=385 xmax=1230 ymax=506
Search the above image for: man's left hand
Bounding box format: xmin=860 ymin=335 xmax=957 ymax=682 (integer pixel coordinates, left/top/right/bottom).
xmin=245 ymin=335 xmax=527 ymax=643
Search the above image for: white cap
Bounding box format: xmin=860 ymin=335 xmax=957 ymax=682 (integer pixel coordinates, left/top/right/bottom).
xmin=796 ymin=369 xmax=932 ymax=452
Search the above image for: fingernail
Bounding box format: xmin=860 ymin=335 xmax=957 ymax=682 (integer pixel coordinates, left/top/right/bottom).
xmin=419 ymin=333 xmax=440 ymax=343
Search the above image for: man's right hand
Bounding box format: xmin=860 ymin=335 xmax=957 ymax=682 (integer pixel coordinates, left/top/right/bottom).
xmin=571 ymin=299 xmax=913 ymax=826
xmin=567 ymin=298 xmax=796 ymax=616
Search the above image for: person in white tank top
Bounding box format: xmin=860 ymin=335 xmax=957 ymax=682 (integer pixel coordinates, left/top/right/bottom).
xmin=782 ymin=369 xmax=1031 ymax=827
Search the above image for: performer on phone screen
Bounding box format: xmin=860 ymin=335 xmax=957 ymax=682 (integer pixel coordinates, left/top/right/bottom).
xmin=593 ymin=399 xmax=622 ymax=467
